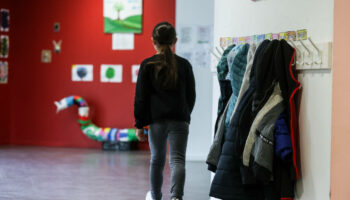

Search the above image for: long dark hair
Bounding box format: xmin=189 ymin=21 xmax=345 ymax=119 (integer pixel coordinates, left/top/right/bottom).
xmin=149 ymin=22 xmax=177 ymax=90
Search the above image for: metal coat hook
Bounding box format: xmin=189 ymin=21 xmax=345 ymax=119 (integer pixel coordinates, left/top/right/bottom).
xmin=308 ymin=38 xmax=320 ymax=55
xmin=308 ymin=37 xmax=322 ymax=65
xmin=210 ymin=49 xmax=221 ymax=61
xmin=299 ymin=39 xmax=311 ymax=56
xmin=215 ymin=46 xmax=224 ymax=56
xmin=288 ymin=39 xmax=303 ymax=66
xmin=298 ymin=39 xmax=313 ymax=65
xmin=220 ymin=46 xmax=225 ymax=52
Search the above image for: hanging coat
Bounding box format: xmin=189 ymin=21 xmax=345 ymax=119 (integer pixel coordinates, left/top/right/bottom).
xmin=207 ymin=44 xmax=257 ymax=172
xmin=210 ymin=40 xmax=299 ymax=200
xmin=224 ymin=44 xmax=250 ymax=130
xmin=216 ymin=44 xmax=235 ymax=119
xmin=210 ymin=40 xmax=270 ymax=200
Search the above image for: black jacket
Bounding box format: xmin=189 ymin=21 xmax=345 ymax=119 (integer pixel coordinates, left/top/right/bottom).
xmin=134 ymin=54 xmax=196 ymax=129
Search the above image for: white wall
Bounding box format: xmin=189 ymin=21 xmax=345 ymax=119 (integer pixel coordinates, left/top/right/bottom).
xmin=176 ymin=0 xmax=214 ymax=161
xmin=212 ymin=0 xmax=333 ymax=200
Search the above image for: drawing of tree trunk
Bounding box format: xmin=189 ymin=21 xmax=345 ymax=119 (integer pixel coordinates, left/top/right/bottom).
xmin=114 ymin=1 xmax=124 ymax=21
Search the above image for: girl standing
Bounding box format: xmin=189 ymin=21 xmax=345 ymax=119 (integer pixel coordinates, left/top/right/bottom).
xmin=134 ymin=22 xmax=196 ymax=200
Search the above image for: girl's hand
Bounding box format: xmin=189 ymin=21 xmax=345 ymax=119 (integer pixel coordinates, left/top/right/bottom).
xmin=136 ymin=128 xmax=147 ymax=142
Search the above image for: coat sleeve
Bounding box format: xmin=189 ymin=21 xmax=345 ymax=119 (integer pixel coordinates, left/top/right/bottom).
xmin=134 ymin=62 xmax=151 ymax=129
xmin=186 ymin=62 xmax=196 ymax=113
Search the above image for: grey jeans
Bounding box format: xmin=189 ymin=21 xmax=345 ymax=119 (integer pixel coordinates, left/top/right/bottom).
xmin=148 ymin=120 xmax=189 ymax=200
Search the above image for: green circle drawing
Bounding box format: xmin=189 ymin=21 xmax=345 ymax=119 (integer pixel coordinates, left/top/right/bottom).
xmin=106 ymin=67 xmax=115 ymax=79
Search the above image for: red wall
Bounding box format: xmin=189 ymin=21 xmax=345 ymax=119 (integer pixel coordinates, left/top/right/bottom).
xmin=0 ymin=0 xmax=13 ymax=145
xmin=9 ymin=0 xmax=175 ymax=148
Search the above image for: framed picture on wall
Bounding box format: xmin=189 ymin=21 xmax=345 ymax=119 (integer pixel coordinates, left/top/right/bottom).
xmin=103 ymin=0 xmax=143 ymax=33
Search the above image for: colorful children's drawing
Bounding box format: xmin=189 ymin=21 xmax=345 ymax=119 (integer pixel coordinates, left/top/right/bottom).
xmin=297 ymin=29 xmax=308 ymax=40
xmin=226 ymin=37 xmax=233 ymax=46
xmin=220 ymin=37 xmax=227 ymax=48
xmin=265 ymin=33 xmax=273 ymax=40
xmin=72 ymin=65 xmax=93 ymax=82
xmin=272 ymin=33 xmax=279 ymax=40
xmin=232 ymin=37 xmax=239 ymax=45
xmin=279 ymin=32 xmax=287 ymax=40
xmin=0 ymin=61 xmax=8 ymax=84
xmin=257 ymin=34 xmax=265 ymax=43
xmin=104 ymin=0 xmax=143 ymax=33
xmin=101 ymin=64 xmax=122 ymax=83
xmin=245 ymin=36 xmax=252 ymax=44
xmin=287 ymin=31 xmax=297 ymax=41
xmin=238 ymin=37 xmax=246 ymax=44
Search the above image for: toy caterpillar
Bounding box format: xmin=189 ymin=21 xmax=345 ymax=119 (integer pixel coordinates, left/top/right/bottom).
xmin=54 ymin=96 xmax=138 ymax=142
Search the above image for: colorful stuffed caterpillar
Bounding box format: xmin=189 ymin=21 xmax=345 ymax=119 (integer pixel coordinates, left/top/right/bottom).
xmin=54 ymin=96 xmax=138 ymax=142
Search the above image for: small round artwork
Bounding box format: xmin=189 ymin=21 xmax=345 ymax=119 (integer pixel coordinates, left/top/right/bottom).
xmin=106 ymin=67 xmax=115 ymax=79
xmin=77 ymin=67 xmax=88 ymax=79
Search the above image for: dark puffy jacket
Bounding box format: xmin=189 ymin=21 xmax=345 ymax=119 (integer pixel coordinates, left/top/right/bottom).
xmin=210 ymin=40 xmax=270 ymax=200
xmin=216 ymin=44 xmax=236 ymax=118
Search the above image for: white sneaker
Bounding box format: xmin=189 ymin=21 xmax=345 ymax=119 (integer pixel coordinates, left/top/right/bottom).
xmin=145 ymin=191 xmax=153 ymax=200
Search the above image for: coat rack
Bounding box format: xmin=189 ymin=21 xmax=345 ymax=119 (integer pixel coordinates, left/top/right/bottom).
xmin=212 ymin=31 xmax=333 ymax=71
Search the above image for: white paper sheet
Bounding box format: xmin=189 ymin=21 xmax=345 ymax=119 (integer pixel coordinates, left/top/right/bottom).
xmin=176 ymin=25 xmax=213 ymax=69
xmin=100 ymin=64 xmax=123 ymax=83
xmin=112 ymin=33 xmax=134 ymax=50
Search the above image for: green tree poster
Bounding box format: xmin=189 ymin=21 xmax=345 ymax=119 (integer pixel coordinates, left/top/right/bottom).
xmin=104 ymin=0 xmax=143 ymax=33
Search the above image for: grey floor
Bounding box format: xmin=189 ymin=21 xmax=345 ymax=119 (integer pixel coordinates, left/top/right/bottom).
xmin=0 ymin=146 xmax=211 ymax=200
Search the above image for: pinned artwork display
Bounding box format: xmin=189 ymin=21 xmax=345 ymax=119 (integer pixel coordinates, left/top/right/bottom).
xmin=297 ymin=29 xmax=307 ymax=40
xmin=100 ymin=64 xmax=122 ymax=83
xmin=220 ymin=37 xmax=227 ymax=48
xmin=197 ymin=26 xmax=212 ymax=44
xmin=265 ymin=33 xmax=273 ymax=40
xmin=272 ymin=34 xmax=279 ymax=40
xmin=41 ymin=50 xmax=52 ymax=63
xmin=72 ymin=65 xmax=93 ymax=81
xmin=0 ymin=9 xmax=9 ymax=32
xmin=238 ymin=37 xmax=246 ymax=44
xmin=112 ymin=33 xmax=134 ymax=50
xmin=287 ymin=31 xmax=297 ymax=41
xmin=180 ymin=26 xmax=193 ymax=45
xmin=54 ymin=96 xmax=138 ymax=142
xmin=53 ymin=40 xmax=62 ymax=53
xmin=245 ymin=36 xmax=252 ymax=44
xmin=0 ymin=35 xmax=9 ymax=58
xmin=131 ymin=65 xmax=140 ymax=83
xmin=54 ymin=22 xmax=60 ymax=32
xmin=257 ymin=34 xmax=265 ymax=43
xmin=177 ymin=25 xmax=213 ymax=69
xmin=104 ymin=0 xmax=143 ymax=33
xmin=220 ymin=29 xmax=308 ymax=48
xmin=0 ymin=61 xmax=8 ymax=84
xmin=279 ymin=32 xmax=287 ymax=40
